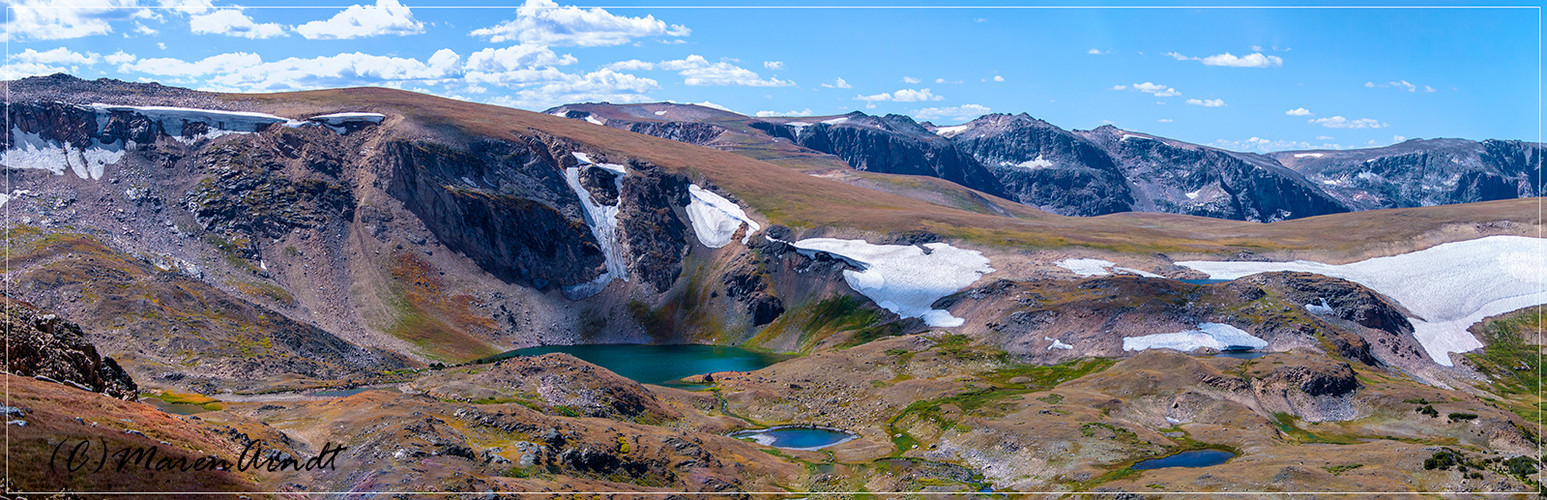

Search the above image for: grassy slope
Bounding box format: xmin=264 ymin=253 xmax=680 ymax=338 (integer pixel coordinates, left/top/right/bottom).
xmin=229 ymin=87 xmax=1541 ymax=262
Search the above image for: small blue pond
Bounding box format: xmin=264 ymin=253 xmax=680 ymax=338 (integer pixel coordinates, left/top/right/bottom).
xmin=1132 ymin=449 xmax=1236 ymax=470
xmin=1178 ymin=279 xmax=1231 ymax=285
xmin=730 ymin=426 xmax=858 ymax=450
xmin=478 ymin=344 xmax=790 ymax=387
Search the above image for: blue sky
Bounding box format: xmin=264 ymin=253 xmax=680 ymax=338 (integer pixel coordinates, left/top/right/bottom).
xmin=2 ymin=0 xmax=1539 ymax=152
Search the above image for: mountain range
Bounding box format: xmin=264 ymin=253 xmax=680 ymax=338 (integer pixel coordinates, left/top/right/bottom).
xmin=547 ymin=103 xmax=1542 ymax=221
xmin=2 ymin=74 xmax=1541 ymax=495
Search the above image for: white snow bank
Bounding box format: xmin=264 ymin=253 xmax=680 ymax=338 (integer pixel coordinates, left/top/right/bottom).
xmin=1123 ymin=323 xmax=1267 ymax=352
xmin=685 ymin=184 xmax=761 ymax=248
xmin=821 ymin=117 xmax=849 ymax=125
xmin=1 ymin=127 xmax=123 ymax=179
xmin=1056 ymin=258 xmax=1160 ymax=278
xmin=784 ymin=121 xmax=811 ymax=136
xmin=1013 ymin=155 xmax=1054 ymax=170
xmin=584 ymin=115 xmax=605 ymax=126
xmin=560 ymin=159 xmax=630 ymax=299
xmin=654 ymin=110 xmax=668 ymax=116
xmin=1045 ymin=336 xmax=1073 ymax=350
xmin=91 ymin=103 xmax=291 ymax=135
xmin=791 ymin=238 xmax=994 ymax=327
xmin=1293 ymin=153 xmax=1325 ymax=158
xmin=1178 ymin=236 xmax=1547 ymax=366
xmin=1305 ymin=298 xmax=1334 ymax=315
xmin=309 ymin=112 xmax=385 ymax=124
xmin=933 ymin=125 xmax=969 ymax=137
xmin=0 ymin=190 xmax=31 ymax=208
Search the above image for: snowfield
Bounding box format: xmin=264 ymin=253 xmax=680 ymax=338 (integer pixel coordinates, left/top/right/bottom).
xmin=1056 ymin=258 xmax=1161 ymax=278
xmin=933 ymin=125 xmax=969 ymax=137
xmin=685 ymin=185 xmax=761 ymax=248
xmin=1012 ymin=155 xmax=1054 ymax=170
xmin=1293 ymin=153 xmax=1325 ymax=158
xmin=560 ymin=154 xmax=630 ymax=298
xmin=309 ymin=112 xmax=386 ymax=125
xmin=791 ymin=238 xmax=994 ymax=327
xmin=91 ymin=104 xmax=292 ymax=135
xmin=1178 ymin=235 xmax=1547 ymax=366
xmin=1045 ymin=337 xmax=1074 ymax=350
xmin=1123 ymin=323 xmax=1268 ymax=352
xmin=2 ymin=128 xmax=123 ymax=180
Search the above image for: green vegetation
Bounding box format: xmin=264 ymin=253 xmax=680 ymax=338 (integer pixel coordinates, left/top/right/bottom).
xmin=1464 ymin=309 xmax=1544 ymax=425
xmin=1270 ymin=412 xmax=1358 ymax=445
xmin=231 ymin=280 xmax=296 ymax=306
xmin=1416 ymin=405 xmax=1439 ymax=418
xmin=1447 ymin=412 xmax=1478 ymax=422
xmin=1323 ymin=463 xmax=1364 ymax=475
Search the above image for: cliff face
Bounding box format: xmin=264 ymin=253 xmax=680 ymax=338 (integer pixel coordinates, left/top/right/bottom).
xmin=1273 ymin=138 xmax=1543 ymax=210
xmin=2 ymin=295 xmax=138 ymax=400
xmin=948 ymin=113 xmax=1135 ymax=215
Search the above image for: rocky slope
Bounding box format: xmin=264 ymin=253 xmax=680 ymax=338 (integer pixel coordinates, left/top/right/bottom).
xmin=1274 ymin=138 xmax=1543 ymax=210
xmin=2 ymin=295 xmax=137 ymax=399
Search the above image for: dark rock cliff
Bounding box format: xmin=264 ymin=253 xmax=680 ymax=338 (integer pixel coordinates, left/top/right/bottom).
xmin=2 ymin=296 xmax=138 ymax=400
xmin=948 ymin=113 xmax=1135 ymax=215
xmin=384 ymin=140 xmax=607 ymax=291
xmin=1274 ymin=138 xmax=1542 ymax=210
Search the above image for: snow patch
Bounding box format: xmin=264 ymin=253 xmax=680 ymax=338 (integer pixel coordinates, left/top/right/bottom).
xmin=584 ymin=115 xmax=605 ymax=126
xmin=560 ymin=161 xmax=630 ymax=299
xmin=1178 ymin=236 xmax=1547 ymax=366
xmin=1294 ymin=153 xmax=1325 ymax=158
xmin=685 ymin=185 xmax=761 ymax=248
xmin=1056 ymin=258 xmax=1160 ymax=278
xmin=1013 ymin=155 xmax=1054 ymax=170
xmin=1305 ymin=298 xmax=1334 ymax=315
xmin=1123 ymin=323 xmax=1268 ymax=352
xmin=791 ymin=238 xmax=994 ymax=327
xmin=0 ymin=190 xmax=31 ymax=208
xmin=933 ymin=125 xmax=969 ymax=137
xmin=1184 ymin=190 xmax=1201 ymax=200
xmin=654 ymin=110 xmax=667 ymax=116
xmin=91 ymin=104 xmax=292 ymax=135
xmin=1 ymin=127 xmax=124 ymax=179
xmin=784 ymin=121 xmax=811 ymax=136
xmin=1045 ymin=337 xmax=1073 ymax=350
xmin=821 ymin=117 xmax=849 ymax=125
xmin=309 ymin=112 xmax=385 ymax=125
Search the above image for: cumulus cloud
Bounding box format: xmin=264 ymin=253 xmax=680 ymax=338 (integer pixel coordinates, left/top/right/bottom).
xmin=755 ymin=109 xmax=813 ymax=117
xmin=11 ymin=47 xmax=100 ymax=65
xmin=819 ymin=78 xmax=851 ymax=89
xmin=295 ymin=0 xmax=424 ymax=39
xmin=1284 ymin=107 xmax=1313 ymax=116
xmin=901 ymin=76 xmax=921 ymax=84
xmin=1088 ymin=48 xmax=1104 ymax=55
xmin=1185 ymin=98 xmax=1226 ymax=107
xmin=763 ymin=61 xmax=783 ymax=70
xmin=1309 ymin=116 xmax=1387 ymax=129
xmin=1167 ymin=51 xmax=1282 ymax=68
xmin=470 ymin=0 xmax=688 ymax=47
xmin=0 ymin=0 xmax=161 ymax=41
xmin=913 ymin=104 xmax=990 ymax=121
xmin=1119 ymin=82 xmax=1180 ymax=97
xmin=1158 ymin=118 xmax=1174 ymax=123
xmin=608 ymin=55 xmax=792 ymax=86
xmin=935 ymin=77 xmax=962 ymax=84
xmin=855 ymin=88 xmax=942 ymax=103
xmin=190 ymin=9 xmax=287 ymax=38
xmin=992 ymin=75 xmax=1005 ymax=82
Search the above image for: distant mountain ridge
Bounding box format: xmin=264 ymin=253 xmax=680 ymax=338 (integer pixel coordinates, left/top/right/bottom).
xmin=547 ymin=103 xmax=1542 ymax=221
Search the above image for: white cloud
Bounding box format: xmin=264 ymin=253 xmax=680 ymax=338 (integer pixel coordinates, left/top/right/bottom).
xmin=855 ymin=88 xmax=942 ymax=103
xmin=104 ymin=50 xmax=137 ymax=65
xmin=1125 ymin=82 xmax=1180 ymax=97
xmin=935 ymin=77 xmax=962 ymax=84
xmin=189 ymin=9 xmax=287 ymax=38
xmin=1366 ymin=80 xmax=1438 ymax=93
xmin=1088 ymin=48 xmax=1104 ymax=55
xmin=10 ymin=47 xmax=100 ymax=65
xmin=821 ymin=77 xmax=852 ymax=89
xmin=1 ymin=0 xmax=157 ymax=41
xmin=620 ymin=55 xmax=791 ymax=87
xmin=690 ymin=101 xmax=735 ymax=113
xmin=763 ymin=60 xmax=783 ymax=70
xmin=1284 ymin=107 xmax=1313 ymax=116
xmin=901 ymin=76 xmax=921 ymax=84
xmin=295 ymin=0 xmax=424 ymax=39
xmin=1185 ymin=98 xmax=1226 ymax=107
xmin=913 ymin=104 xmax=990 ymax=122
xmin=992 ymin=75 xmax=1005 ymax=82
xmin=1393 ymin=135 xmax=1407 ymax=143
xmin=1167 ymin=51 xmax=1282 ymax=68
xmin=0 ymin=62 xmax=67 ymax=79
xmin=1158 ymin=118 xmax=1174 ymax=123
xmin=470 ymin=0 xmax=688 ymax=47
xmin=1316 ymin=135 xmax=1334 ymax=140
xmin=755 ymin=109 xmax=813 ymax=117
xmin=120 ymin=52 xmax=265 ymax=77
xmin=1309 ymin=116 xmax=1387 ymax=129
xmin=157 ymin=42 xmax=167 ymax=49
xmin=465 ymin=44 xmax=575 ymax=78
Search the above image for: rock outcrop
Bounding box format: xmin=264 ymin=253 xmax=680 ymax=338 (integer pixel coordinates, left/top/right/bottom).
xmin=1 ymin=295 xmax=137 ymax=400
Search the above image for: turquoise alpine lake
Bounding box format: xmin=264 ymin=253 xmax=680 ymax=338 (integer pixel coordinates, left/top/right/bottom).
xmin=1213 ymin=350 xmax=1269 ymax=359
xmin=1179 ymin=279 xmax=1231 ymax=285
xmin=1132 ymin=449 xmax=1236 ymax=470
xmin=730 ymin=426 xmax=858 ymax=450
xmin=478 ymin=344 xmax=790 ymax=387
